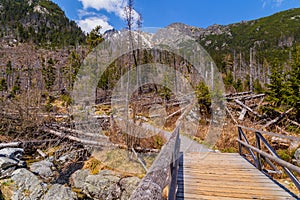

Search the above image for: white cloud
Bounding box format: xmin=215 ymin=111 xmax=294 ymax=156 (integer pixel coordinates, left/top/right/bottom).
xmin=79 ymin=0 xmax=127 ymax=18
xmin=76 ymin=0 xmax=141 ymax=33
xmin=261 ymin=0 xmax=285 ymax=8
xmin=78 ymin=0 xmax=139 ymax=26
xmin=78 ymin=9 xmax=98 ymax=19
xmin=77 ymin=16 xmax=113 ymax=33
xmin=275 ymin=0 xmax=284 ymax=5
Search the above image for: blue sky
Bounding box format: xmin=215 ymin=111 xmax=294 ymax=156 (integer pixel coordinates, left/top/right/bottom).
xmin=52 ymin=0 xmax=300 ymax=33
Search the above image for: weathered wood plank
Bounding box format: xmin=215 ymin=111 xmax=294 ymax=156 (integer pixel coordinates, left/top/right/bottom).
xmin=177 ymin=153 xmax=296 ymax=199
xmin=178 ymin=192 xmax=294 ymax=200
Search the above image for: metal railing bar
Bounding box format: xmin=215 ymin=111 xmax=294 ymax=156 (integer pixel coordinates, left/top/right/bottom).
xmin=237 ymin=139 xmax=300 ymax=191
xmin=238 ymin=125 xmax=300 ymax=142
xmin=238 ymin=127 xmax=259 ymax=167
xmin=262 ymin=156 xmax=281 ymax=173
xmin=255 ymin=132 xmax=300 ymax=189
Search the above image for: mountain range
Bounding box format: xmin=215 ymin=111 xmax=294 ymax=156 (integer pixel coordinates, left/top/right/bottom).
xmin=0 ymin=0 xmax=299 ymax=92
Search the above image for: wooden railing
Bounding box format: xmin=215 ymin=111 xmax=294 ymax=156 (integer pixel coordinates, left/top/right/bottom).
xmin=237 ymin=126 xmax=300 ymax=192
xmin=130 ymin=127 xmax=181 ymax=200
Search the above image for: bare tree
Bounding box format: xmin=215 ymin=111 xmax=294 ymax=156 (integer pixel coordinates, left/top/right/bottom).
xmin=124 ymin=0 xmax=136 ymax=149
xmin=249 ymin=48 xmax=253 ymax=92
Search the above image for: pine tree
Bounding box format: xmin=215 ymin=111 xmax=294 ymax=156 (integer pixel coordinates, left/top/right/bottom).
xmin=233 ymin=78 xmax=243 ymax=92
xmin=265 ymin=59 xmax=288 ymax=108
xmin=86 ymin=25 xmax=104 ymax=51
xmin=195 ymin=82 xmax=211 ymax=114
xmin=42 ymin=58 xmax=56 ymax=91
xmin=64 ymin=51 xmax=82 ymax=90
xmin=287 ymin=46 xmax=300 ymax=119
xmin=6 ymin=60 xmax=13 ymax=88
xmin=10 ymin=75 xmax=21 ymax=97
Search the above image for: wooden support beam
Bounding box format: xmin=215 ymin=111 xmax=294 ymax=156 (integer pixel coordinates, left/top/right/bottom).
xmin=226 ymin=93 xmax=265 ymax=101
xmin=37 ymin=149 xmax=47 ymax=158
xmin=234 ymin=99 xmax=262 ymax=118
xmin=287 ymin=119 xmax=300 ymax=128
xmin=275 ymin=126 xmax=290 ymax=135
xmin=238 ymin=108 xmax=247 ymax=121
xmin=165 ymin=105 xmax=189 ymax=120
xmin=0 ymin=139 xmax=59 ymax=149
xmin=57 ymin=126 xmax=109 ymax=140
xmin=42 ymin=127 xmax=121 ymax=148
xmin=132 ymin=147 xmax=148 ymax=172
xmin=225 ymin=91 xmax=252 ymax=97
xmin=0 ymin=142 xmax=21 ymax=148
xmin=262 ymin=108 xmax=293 ymax=130
xmin=225 ymin=106 xmax=238 ymax=124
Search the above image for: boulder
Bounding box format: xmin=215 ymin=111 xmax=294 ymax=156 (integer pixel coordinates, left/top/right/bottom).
xmin=83 ymin=170 xmax=121 ymax=200
xmin=0 ymin=148 xmax=24 ymax=160
xmin=11 ymin=168 xmax=45 ymax=200
xmin=290 ymin=141 xmax=300 ymax=151
xmin=0 ymin=166 xmax=16 ymax=179
xmin=120 ymin=177 xmax=140 ymax=200
xmin=294 ymin=148 xmax=300 ymax=165
xmin=0 ymin=157 xmax=18 ymax=170
xmin=70 ymin=169 xmax=89 ymax=189
xmin=42 ymin=184 xmax=77 ymax=200
xmin=29 ymin=160 xmax=54 ymax=179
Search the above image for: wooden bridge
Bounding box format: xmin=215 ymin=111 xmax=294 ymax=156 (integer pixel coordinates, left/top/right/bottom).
xmin=130 ymin=126 xmax=300 ymax=200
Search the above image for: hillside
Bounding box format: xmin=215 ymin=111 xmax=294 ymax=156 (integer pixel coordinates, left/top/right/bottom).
xmin=169 ymin=8 xmax=300 ymax=67
xmin=0 ymin=0 xmax=85 ymax=47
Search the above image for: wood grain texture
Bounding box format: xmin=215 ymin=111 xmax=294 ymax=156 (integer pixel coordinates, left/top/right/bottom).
xmin=176 ymin=153 xmax=296 ymax=200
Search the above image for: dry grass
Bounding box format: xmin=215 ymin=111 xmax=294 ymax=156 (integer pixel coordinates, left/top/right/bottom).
xmin=83 ymin=157 xmax=106 ymax=175
xmin=277 ymin=178 xmax=300 ymax=197
xmin=0 ymin=179 xmax=14 ymax=200
xmin=87 ymin=149 xmax=157 ymax=178
xmin=94 ymin=104 xmax=111 ymax=116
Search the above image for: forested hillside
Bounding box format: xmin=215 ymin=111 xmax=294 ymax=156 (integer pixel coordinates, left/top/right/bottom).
xmin=170 ymin=8 xmax=300 ymax=123
xmin=0 ymin=0 xmax=85 ymax=47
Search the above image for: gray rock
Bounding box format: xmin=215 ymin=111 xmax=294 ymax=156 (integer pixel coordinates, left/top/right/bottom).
xmin=290 ymin=141 xmax=300 ymax=151
xmin=0 ymin=157 xmax=18 ymax=169
xmin=17 ymin=160 xmax=27 ymax=168
xmin=58 ymin=155 xmax=68 ymax=163
xmin=83 ymin=170 xmax=121 ymax=200
xmin=120 ymin=177 xmax=140 ymax=200
xmin=11 ymin=168 xmax=45 ymax=200
xmin=0 ymin=166 xmax=16 ymax=179
xmin=42 ymin=184 xmax=77 ymax=200
xmin=294 ymin=148 xmax=300 ymax=165
xmin=70 ymin=169 xmax=89 ymax=189
xmin=0 ymin=148 xmax=24 ymax=160
xmin=30 ymin=160 xmax=54 ymax=179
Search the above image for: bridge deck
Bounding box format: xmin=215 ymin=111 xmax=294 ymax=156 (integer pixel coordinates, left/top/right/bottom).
xmin=176 ymin=153 xmax=296 ymax=200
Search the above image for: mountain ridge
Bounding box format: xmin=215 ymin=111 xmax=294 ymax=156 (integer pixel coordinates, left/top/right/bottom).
xmin=166 ymin=7 xmax=300 ymax=75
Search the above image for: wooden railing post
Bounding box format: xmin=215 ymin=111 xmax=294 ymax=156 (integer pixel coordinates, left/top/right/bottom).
xmin=168 ymin=128 xmax=180 ymax=200
xmin=130 ymin=127 xmax=181 ymax=200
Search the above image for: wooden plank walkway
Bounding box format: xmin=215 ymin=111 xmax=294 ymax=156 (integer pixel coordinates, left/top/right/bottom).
xmin=176 ymin=153 xmax=297 ymax=200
